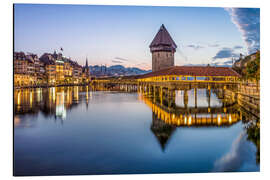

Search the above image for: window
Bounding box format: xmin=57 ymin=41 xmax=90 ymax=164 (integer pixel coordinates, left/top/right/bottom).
xmin=196 ymin=77 xmax=207 ymax=81
xmin=187 ymin=77 xmax=194 ymax=81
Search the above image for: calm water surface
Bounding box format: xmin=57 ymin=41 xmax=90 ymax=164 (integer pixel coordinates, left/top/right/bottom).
xmin=14 ymin=86 xmax=259 ymax=176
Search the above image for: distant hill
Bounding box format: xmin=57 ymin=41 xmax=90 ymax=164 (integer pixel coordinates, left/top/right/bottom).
xmin=89 ymin=65 xmax=151 ymax=77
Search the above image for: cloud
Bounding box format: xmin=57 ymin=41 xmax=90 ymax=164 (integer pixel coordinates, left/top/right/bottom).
xmin=112 ymin=60 xmax=123 ymax=63
xmin=225 ymin=8 xmax=260 ymax=54
xmin=186 ymin=44 xmax=204 ymax=50
xmin=212 ymin=48 xmax=239 ymax=60
xmin=114 ymin=57 xmax=129 ymax=61
xmin=223 ymin=60 xmax=233 ymax=65
xmin=213 ymin=132 xmax=258 ymax=172
xmin=208 ymin=43 xmax=220 ymax=48
xmin=234 ymin=45 xmax=243 ymax=49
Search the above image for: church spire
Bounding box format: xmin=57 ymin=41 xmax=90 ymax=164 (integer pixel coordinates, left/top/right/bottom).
xmin=85 ymin=57 xmax=88 ymax=68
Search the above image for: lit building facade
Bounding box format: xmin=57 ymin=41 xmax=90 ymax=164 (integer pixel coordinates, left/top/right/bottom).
xmin=14 ymin=51 xmax=90 ymax=88
xmin=14 ymin=52 xmax=37 ymax=87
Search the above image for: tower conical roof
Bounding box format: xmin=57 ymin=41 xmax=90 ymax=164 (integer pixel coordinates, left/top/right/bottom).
xmin=150 ymin=113 xmax=176 ymax=151
xmin=150 ymin=24 xmax=177 ymax=52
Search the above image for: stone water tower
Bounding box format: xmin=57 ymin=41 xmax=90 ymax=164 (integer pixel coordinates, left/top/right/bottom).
xmin=150 ymin=24 xmax=177 ymax=72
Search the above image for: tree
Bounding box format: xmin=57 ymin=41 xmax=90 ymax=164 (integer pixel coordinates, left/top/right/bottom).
xmin=246 ymin=51 xmax=260 ymax=81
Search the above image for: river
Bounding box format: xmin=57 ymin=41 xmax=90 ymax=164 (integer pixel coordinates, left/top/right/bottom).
xmin=13 ymin=86 xmax=260 ymax=176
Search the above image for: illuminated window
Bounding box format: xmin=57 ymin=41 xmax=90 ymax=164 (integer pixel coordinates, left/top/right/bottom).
xmin=196 ymin=77 xmax=207 ymax=80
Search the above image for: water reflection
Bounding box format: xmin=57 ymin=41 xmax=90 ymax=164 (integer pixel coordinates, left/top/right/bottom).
xmin=14 ymin=85 xmax=260 ymax=174
xmin=213 ymin=132 xmax=258 ymax=172
xmin=139 ymin=89 xmax=240 ymax=127
xmin=137 ymin=88 xmax=239 ymax=151
xmin=14 ymin=86 xmax=91 ymax=125
xmin=138 ymin=86 xmax=260 ymax=166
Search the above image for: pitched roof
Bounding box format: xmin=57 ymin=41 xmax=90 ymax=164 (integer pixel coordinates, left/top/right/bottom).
xmin=139 ymin=66 xmax=240 ymax=78
xmin=39 ymin=53 xmax=55 ymax=65
xmin=150 ymin=24 xmax=177 ymax=50
xmin=14 ymin=52 xmax=26 ymax=60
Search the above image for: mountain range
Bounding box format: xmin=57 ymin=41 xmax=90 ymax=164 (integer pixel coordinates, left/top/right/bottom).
xmin=89 ymin=65 xmax=151 ymax=77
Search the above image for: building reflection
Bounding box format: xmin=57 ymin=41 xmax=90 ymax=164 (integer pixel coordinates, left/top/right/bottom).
xmin=14 ymin=86 xmax=92 ymax=125
xmin=138 ymin=86 xmax=259 ymax=160
xmin=139 ymin=90 xmax=239 ymax=127
xmin=138 ymin=88 xmax=242 ymax=150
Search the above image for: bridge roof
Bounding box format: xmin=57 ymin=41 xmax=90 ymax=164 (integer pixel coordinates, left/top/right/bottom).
xmin=139 ymin=66 xmax=240 ymax=78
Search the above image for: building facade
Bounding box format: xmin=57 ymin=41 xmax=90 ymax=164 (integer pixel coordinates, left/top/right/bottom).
xmin=14 ymin=52 xmax=37 ymax=87
xmin=14 ymin=51 xmax=91 ymax=88
xmin=233 ymin=51 xmax=259 ymax=69
xmin=150 ymin=24 xmax=177 ymax=72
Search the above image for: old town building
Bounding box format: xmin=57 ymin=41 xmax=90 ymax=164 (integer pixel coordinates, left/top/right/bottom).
xmin=39 ymin=53 xmax=57 ymax=85
xmin=72 ymin=61 xmax=83 ymax=84
xmin=63 ymin=58 xmax=73 ymax=83
xmin=14 ymin=51 xmax=91 ymax=87
xmin=14 ymin=52 xmax=37 ymax=87
xmin=233 ymin=50 xmax=260 ymax=69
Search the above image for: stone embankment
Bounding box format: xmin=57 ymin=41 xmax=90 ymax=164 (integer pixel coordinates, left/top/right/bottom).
xmin=224 ymin=82 xmax=260 ymax=118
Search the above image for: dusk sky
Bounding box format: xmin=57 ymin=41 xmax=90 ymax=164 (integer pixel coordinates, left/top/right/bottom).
xmin=14 ymin=4 xmax=260 ymax=70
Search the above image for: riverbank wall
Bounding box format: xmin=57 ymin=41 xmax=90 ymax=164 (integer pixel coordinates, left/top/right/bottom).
xmin=223 ymin=82 xmax=260 ymax=118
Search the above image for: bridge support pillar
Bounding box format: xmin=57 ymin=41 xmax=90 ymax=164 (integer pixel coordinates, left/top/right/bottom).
xmin=167 ymin=88 xmax=173 ymax=108
xmin=184 ymin=89 xmax=188 ymax=109
xmin=160 ymin=86 xmax=163 ymax=105
xmin=194 ymin=88 xmax=197 ymax=108
xmin=207 ymin=87 xmax=211 ymax=109
xmin=153 ymin=86 xmax=156 ymax=98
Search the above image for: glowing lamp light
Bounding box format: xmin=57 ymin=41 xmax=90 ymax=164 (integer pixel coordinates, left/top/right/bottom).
xmin=188 ymin=115 xmax=192 ymax=125
xmin=17 ymin=92 xmax=21 ymax=105
xmin=217 ymin=114 xmax=221 ymax=125
xmin=229 ymin=114 xmax=232 ymax=123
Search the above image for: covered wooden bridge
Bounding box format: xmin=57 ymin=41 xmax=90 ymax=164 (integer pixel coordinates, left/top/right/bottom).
xmin=138 ymin=66 xmax=240 ymax=84
xmin=91 ymin=66 xmax=240 ymax=91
